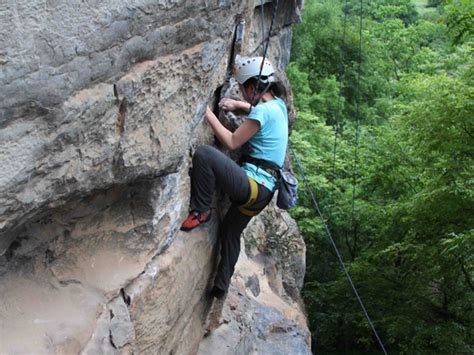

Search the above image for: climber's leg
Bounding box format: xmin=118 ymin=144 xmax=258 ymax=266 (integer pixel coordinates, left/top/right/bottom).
xmin=190 ymin=145 xmax=249 ymax=212
xmin=212 ymin=204 xmax=251 ymax=297
xmin=212 ymin=184 xmax=274 ymax=297
xmin=181 ymin=145 xmax=251 ymax=231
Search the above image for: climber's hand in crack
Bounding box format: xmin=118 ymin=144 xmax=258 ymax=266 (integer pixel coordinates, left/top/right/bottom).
xmin=219 ymin=98 xmax=252 ymax=113
xmin=204 ymin=105 xmax=259 ymax=151
xmin=204 ymin=106 xmax=220 ymax=125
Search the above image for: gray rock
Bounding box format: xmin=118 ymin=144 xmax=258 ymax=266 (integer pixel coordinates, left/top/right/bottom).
xmin=80 ymin=308 xmax=119 ymax=355
xmin=0 ymin=0 xmax=308 ymax=354
xmin=198 ymin=285 xmax=310 ymax=355
xmin=246 ymin=274 xmax=261 ymax=297
xmin=109 ymin=296 xmax=135 ymax=349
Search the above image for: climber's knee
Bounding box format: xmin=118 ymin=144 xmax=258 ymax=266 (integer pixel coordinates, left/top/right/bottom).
xmin=194 ymin=145 xmax=222 ymax=168
xmin=194 ymin=144 xmax=213 ymax=162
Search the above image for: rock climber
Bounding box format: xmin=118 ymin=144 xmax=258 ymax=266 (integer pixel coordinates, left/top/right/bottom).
xmin=180 ymin=55 xmax=289 ymax=300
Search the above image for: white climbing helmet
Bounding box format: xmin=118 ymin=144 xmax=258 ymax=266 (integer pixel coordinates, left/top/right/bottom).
xmin=234 ymin=55 xmax=275 ymax=85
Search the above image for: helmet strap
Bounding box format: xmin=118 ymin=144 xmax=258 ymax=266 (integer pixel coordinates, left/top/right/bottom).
xmin=249 ymin=80 xmax=272 ymax=105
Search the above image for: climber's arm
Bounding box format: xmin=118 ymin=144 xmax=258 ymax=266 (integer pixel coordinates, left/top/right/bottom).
xmin=218 ymin=98 xmax=252 ymax=114
xmin=204 ymin=106 xmax=259 ymax=151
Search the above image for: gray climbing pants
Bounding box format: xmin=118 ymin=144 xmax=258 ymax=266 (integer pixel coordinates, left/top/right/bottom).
xmin=191 ymin=145 xmax=274 ymax=292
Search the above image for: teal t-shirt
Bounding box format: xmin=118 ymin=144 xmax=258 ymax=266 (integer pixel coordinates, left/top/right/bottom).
xmin=242 ymin=97 xmax=288 ymax=191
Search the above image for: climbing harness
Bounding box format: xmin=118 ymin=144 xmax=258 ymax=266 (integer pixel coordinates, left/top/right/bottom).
xmin=240 ymin=155 xmax=298 ymax=210
xmin=238 ymin=177 xmax=259 ymax=216
xmin=241 ymin=155 xmax=279 ymax=178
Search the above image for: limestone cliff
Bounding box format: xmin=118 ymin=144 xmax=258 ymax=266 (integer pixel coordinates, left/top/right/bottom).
xmin=0 ymin=1 xmax=309 ymax=353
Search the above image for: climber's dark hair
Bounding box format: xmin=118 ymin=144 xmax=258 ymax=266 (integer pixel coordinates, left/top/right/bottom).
xmin=243 ymin=76 xmax=287 ymax=102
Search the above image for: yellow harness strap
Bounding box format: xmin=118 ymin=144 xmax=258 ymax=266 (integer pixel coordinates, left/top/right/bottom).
xmin=239 ymin=177 xmax=259 ymax=217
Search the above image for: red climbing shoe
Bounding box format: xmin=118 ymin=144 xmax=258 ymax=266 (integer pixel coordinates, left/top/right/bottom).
xmin=180 ymin=210 xmax=211 ymax=231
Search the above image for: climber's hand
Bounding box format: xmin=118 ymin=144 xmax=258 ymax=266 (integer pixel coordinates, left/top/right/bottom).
xmin=205 ymin=106 xmax=216 ymax=121
xmin=218 ymin=98 xmax=240 ymax=112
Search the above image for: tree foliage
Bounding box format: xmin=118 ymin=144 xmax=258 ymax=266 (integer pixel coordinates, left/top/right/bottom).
xmin=288 ymin=0 xmax=473 ymax=353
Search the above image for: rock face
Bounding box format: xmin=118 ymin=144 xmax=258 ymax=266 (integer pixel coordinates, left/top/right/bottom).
xmin=0 ymin=0 xmax=309 ymax=354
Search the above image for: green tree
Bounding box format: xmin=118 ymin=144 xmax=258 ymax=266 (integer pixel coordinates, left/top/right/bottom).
xmin=288 ymin=0 xmax=473 ymax=352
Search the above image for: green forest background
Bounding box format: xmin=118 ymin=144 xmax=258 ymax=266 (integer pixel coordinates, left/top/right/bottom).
xmin=287 ymin=0 xmax=473 ymax=353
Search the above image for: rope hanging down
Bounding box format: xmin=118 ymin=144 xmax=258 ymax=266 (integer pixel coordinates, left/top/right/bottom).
xmin=332 ymin=0 xmax=349 ymax=181
xmin=250 ymin=0 xmax=279 ymax=57
xmin=250 ymin=0 xmax=279 ymax=106
xmin=257 ymin=0 xmax=278 ymax=82
xmin=260 ymin=0 xmax=265 ymax=56
xmin=289 ymin=0 xmax=387 ymax=353
xmin=350 ymin=0 xmax=364 ymax=252
xmin=252 ymin=2 xmax=387 ymax=352
xmin=290 ymin=145 xmax=388 ymax=355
